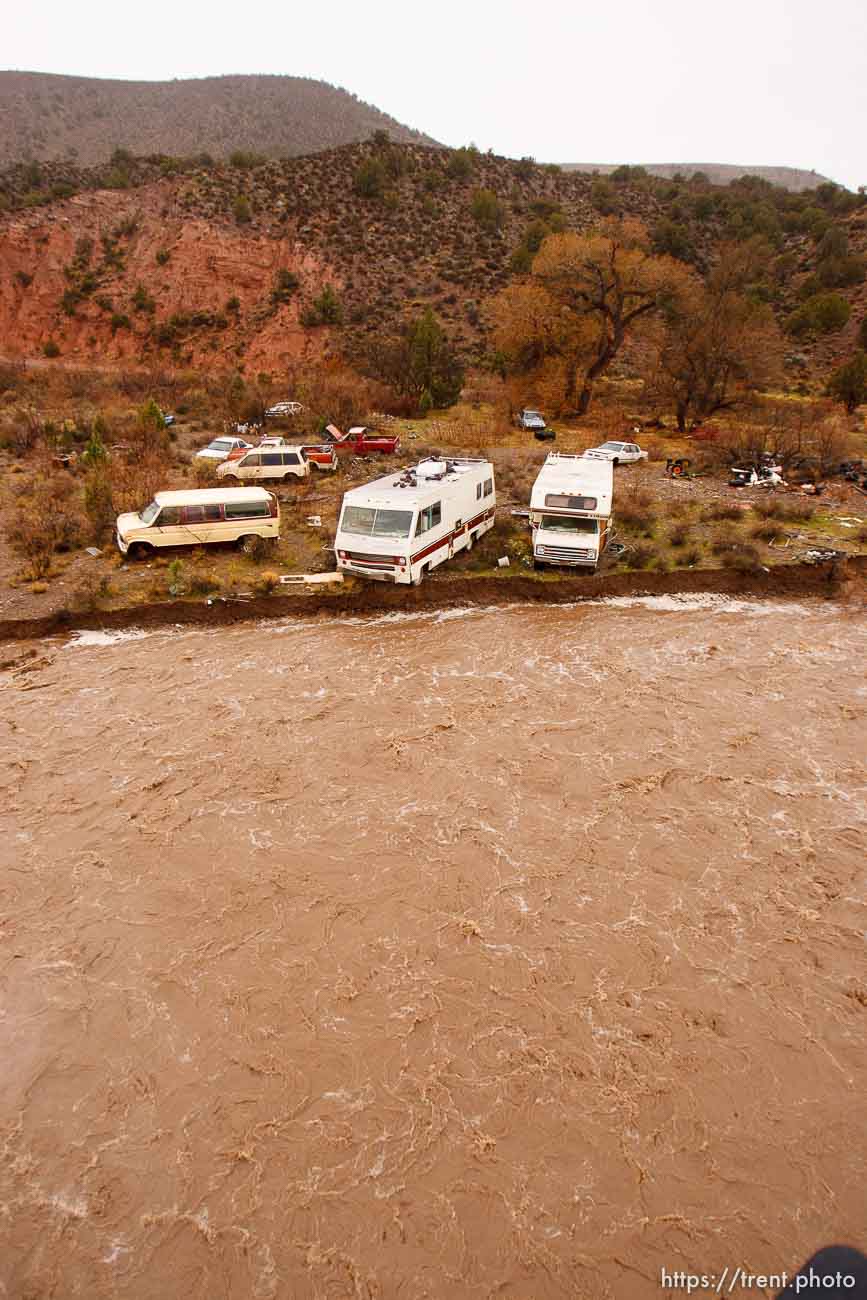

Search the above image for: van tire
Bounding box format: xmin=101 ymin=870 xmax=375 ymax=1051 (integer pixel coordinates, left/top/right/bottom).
xmin=611 ymin=457 xmax=619 ymax=466
xmin=223 ymin=473 xmax=241 ymax=483
xmin=533 ymin=559 xmax=546 ymax=571
xmin=129 ymin=542 xmax=154 ymax=561
xmin=238 ymin=534 xmax=263 ymax=557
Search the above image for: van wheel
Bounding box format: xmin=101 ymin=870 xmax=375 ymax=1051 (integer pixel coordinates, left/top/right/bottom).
xmin=129 ymin=542 xmax=154 ymax=561
xmin=238 ymin=534 xmax=263 ymax=557
xmin=533 ymin=559 xmax=546 ymax=571
xmin=223 ymin=473 xmax=240 ymax=483
xmin=611 ymin=457 xmax=619 ymax=467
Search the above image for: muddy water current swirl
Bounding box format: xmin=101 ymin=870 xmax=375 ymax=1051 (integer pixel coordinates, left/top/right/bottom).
xmin=1 ymin=596 xmax=865 ymax=1298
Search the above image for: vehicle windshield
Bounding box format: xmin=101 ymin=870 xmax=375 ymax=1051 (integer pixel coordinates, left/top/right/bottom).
xmin=525 ymin=411 xmax=542 ymax=419
xmin=139 ymin=500 xmax=160 ymax=525
xmin=211 ymin=440 xmax=231 ymax=450
xmin=340 ymin=505 xmax=414 ymax=538
xmin=539 ymin=514 xmax=598 ymax=534
xmin=599 ymin=442 xmax=621 ymax=450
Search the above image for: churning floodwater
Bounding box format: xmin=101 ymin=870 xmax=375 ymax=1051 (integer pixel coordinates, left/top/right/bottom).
xmin=1 ymin=598 xmax=865 ymax=1298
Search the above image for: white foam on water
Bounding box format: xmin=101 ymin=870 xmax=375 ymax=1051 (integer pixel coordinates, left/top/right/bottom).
xmin=66 ymin=628 xmax=152 ymax=648
xmin=581 ymin=594 xmax=837 ymax=616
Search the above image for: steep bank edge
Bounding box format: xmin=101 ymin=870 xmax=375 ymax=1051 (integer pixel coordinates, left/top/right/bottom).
xmin=1 ymin=559 xmax=863 ymax=644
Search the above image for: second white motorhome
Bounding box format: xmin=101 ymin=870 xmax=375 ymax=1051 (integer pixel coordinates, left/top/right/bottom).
xmin=335 ymin=457 xmax=496 ymax=584
xmin=530 ymin=453 xmax=614 ymax=571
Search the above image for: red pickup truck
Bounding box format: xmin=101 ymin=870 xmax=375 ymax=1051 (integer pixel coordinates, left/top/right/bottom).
xmin=322 ymin=424 xmax=401 ymax=456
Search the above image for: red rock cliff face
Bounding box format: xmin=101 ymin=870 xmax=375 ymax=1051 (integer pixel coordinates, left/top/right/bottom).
xmin=0 ymin=183 xmax=340 ymax=374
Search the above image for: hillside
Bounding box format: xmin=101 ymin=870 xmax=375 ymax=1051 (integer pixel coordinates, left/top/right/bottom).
xmin=0 ymin=141 xmax=865 ymax=382
xmin=0 ymin=71 xmax=436 ymax=167
xmin=563 ymin=163 xmax=835 ymax=193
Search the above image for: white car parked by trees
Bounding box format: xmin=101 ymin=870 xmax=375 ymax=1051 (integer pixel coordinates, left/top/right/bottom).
xmin=584 ymin=440 xmax=648 ymax=465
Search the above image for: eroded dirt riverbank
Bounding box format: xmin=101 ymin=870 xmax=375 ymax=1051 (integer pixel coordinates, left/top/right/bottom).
xmin=0 ymin=555 xmax=863 ymax=644
xmin=1 ymin=596 xmax=865 ymax=1297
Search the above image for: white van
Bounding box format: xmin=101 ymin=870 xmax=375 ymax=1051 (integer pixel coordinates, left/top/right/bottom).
xmin=216 ymin=446 xmax=309 ymax=483
xmin=530 ymin=454 xmax=614 ymax=570
xmin=334 ymin=457 xmax=496 ymax=585
xmin=116 ymin=487 xmax=279 ymax=558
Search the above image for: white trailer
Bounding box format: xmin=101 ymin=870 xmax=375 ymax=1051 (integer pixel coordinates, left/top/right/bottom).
xmin=530 ymin=453 xmax=614 ymax=570
xmin=335 ymin=457 xmax=496 ymax=585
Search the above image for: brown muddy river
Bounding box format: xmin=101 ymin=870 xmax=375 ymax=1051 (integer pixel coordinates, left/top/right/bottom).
xmin=1 ymin=597 xmax=865 ymax=1298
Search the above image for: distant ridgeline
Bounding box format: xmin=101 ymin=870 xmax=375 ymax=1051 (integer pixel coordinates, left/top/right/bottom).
xmin=562 ymin=163 xmax=838 ymax=194
xmin=0 ymin=70 xmax=437 ymax=168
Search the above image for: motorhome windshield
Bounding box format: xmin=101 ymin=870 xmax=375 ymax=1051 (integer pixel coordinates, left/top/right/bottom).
xmin=139 ymin=501 xmax=160 ymax=525
xmin=341 ymin=505 xmax=414 ymax=538
xmin=539 ymin=514 xmax=598 ymax=533
xmin=544 ymin=493 xmax=598 ymax=511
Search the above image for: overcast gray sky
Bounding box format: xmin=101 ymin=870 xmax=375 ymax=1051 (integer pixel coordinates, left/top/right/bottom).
xmin=6 ymin=0 xmax=866 ymax=188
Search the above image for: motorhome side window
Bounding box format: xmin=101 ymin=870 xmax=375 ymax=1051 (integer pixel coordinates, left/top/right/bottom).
xmin=416 ymin=502 xmax=442 ymax=534
xmin=484 ymin=478 xmax=493 ymax=497
xmin=545 ymin=493 xmax=597 ymax=511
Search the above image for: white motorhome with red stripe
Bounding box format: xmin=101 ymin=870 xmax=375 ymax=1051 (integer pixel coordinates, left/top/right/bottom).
xmin=530 ymin=453 xmax=614 ymax=571
xmin=334 ymin=457 xmax=496 ymax=585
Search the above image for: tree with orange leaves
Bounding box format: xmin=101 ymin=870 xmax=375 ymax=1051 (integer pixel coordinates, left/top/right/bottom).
xmin=490 ymin=218 xmax=688 ymax=415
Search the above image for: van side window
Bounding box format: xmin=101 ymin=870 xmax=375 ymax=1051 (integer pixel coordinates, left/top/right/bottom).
xmin=282 ymin=453 xmax=300 ymax=465
xmin=262 ymin=453 xmax=282 ymax=466
xmin=225 ymin=500 xmax=270 ymax=519
xmin=203 ymin=504 xmax=223 ymax=522
xmin=157 ymin=507 xmax=181 ymax=525
xmin=181 ymin=505 xmax=205 ymax=524
xmin=242 ymin=453 xmax=262 ymax=467
xmin=430 ymin=501 xmax=442 ymax=528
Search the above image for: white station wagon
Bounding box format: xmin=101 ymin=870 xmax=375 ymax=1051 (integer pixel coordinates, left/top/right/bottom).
xmin=216 ymin=446 xmax=310 ymax=483
xmin=116 ymin=487 xmax=279 ymax=558
xmin=584 ymin=440 xmax=648 ymax=465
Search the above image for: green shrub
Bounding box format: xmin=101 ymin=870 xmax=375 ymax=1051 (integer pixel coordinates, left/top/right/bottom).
xmin=787 ymin=292 xmax=851 ymax=337
xmin=132 ymin=284 xmax=155 ymax=314
xmin=155 ymin=248 xmax=170 ymax=265
xmin=826 ymin=351 xmax=867 ymax=413
xmin=43 ymin=339 xmax=60 ymax=358
xmin=590 ymin=178 xmax=620 ymax=215
xmin=354 ymin=156 xmax=388 ymax=199
xmin=232 ymin=194 xmax=252 ymax=224
xmin=470 ymin=189 xmax=503 ymax=229
xmin=300 ymin=285 xmax=343 ymax=327
xmin=447 ymin=149 xmax=475 ymax=180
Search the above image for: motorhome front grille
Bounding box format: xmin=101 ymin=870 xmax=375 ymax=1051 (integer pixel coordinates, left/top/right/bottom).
xmin=538 ymin=545 xmax=594 ymax=561
xmin=345 ymin=551 xmax=395 ymax=565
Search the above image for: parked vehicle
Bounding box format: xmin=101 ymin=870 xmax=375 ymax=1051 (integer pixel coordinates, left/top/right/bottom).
xmin=265 ymin=400 xmax=303 ymax=418
xmin=162 ymin=412 xmax=176 ymax=428
xmin=116 ymin=488 xmax=279 ymax=558
xmin=530 ymin=453 xmax=614 ymax=571
xmin=195 ymin=436 xmax=253 ymax=462
xmin=226 ymin=436 xmax=338 ymax=471
xmin=335 ymin=457 xmax=495 ymax=585
xmin=534 ymin=428 xmax=556 ymax=442
xmin=515 ymin=409 xmax=546 ymax=432
xmin=321 ymin=424 xmax=401 ymax=456
xmin=584 ymin=440 xmax=648 ymax=465
xmin=216 ymin=445 xmax=310 ymax=483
